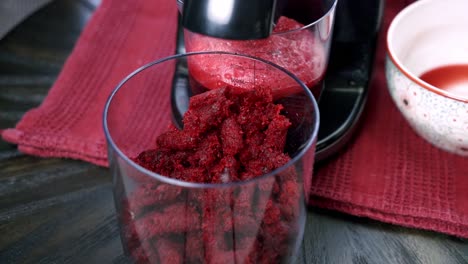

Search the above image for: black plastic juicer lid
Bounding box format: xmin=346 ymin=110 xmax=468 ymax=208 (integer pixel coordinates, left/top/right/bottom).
xmin=181 ymin=0 xmax=281 ymax=40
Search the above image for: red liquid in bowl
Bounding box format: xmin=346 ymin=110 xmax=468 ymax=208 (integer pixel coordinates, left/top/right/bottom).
xmin=419 ymin=64 xmax=468 ymax=98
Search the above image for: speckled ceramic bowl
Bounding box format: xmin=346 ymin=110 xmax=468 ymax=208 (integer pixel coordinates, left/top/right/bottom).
xmin=386 ymin=0 xmax=468 ymax=156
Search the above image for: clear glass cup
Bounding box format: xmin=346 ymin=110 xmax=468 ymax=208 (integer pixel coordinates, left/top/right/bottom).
xmin=179 ymin=0 xmax=337 ymax=100
xmin=103 ymin=52 xmax=319 ymax=263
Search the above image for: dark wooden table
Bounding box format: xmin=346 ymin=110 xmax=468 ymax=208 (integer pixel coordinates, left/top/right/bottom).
xmin=0 ymin=1 xmax=467 ymax=263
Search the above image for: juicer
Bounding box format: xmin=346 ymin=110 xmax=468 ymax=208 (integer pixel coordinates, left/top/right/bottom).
xmin=175 ymin=0 xmax=385 ymax=162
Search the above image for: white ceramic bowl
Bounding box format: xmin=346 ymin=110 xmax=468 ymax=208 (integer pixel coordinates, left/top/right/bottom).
xmin=386 ymin=0 xmax=468 ymax=156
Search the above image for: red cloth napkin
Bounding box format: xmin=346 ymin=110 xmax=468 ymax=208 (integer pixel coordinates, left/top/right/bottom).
xmin=2 ymin=0 xmax=468 ymax=238
xmin=311 ymin=1 xmax=468 ymax=238
xmin=2 ymin=0 xmax=178 ymax=166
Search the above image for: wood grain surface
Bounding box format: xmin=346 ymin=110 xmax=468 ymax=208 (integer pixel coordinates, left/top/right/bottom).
xmin=0 ymin=0 xmax=467 ymax=263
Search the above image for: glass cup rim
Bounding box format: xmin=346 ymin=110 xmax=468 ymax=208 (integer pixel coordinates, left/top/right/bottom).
xmin=273 ymin=0 xmax=338 ymax=36
xmin=177 ymin=0 xmax=338 ymax=36
xmin=103 ymin=51 xmax=320 ymax=189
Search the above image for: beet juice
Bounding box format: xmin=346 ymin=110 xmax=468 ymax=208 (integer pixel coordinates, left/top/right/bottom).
xmin=185 ymin=16 xmax=327 ymax=99
xmin=419 ymin=64 xmax=468 ymax=98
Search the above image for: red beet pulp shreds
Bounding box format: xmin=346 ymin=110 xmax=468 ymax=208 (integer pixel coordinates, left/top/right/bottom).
xmin=123 ymin=87 xmax=302 ymax=263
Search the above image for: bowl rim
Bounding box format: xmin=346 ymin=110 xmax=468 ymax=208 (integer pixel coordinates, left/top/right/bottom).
xmin=103 ymin=51 xmax=320 ymax=189
xmin=386 ymin=0 xmax=468 ymax=103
